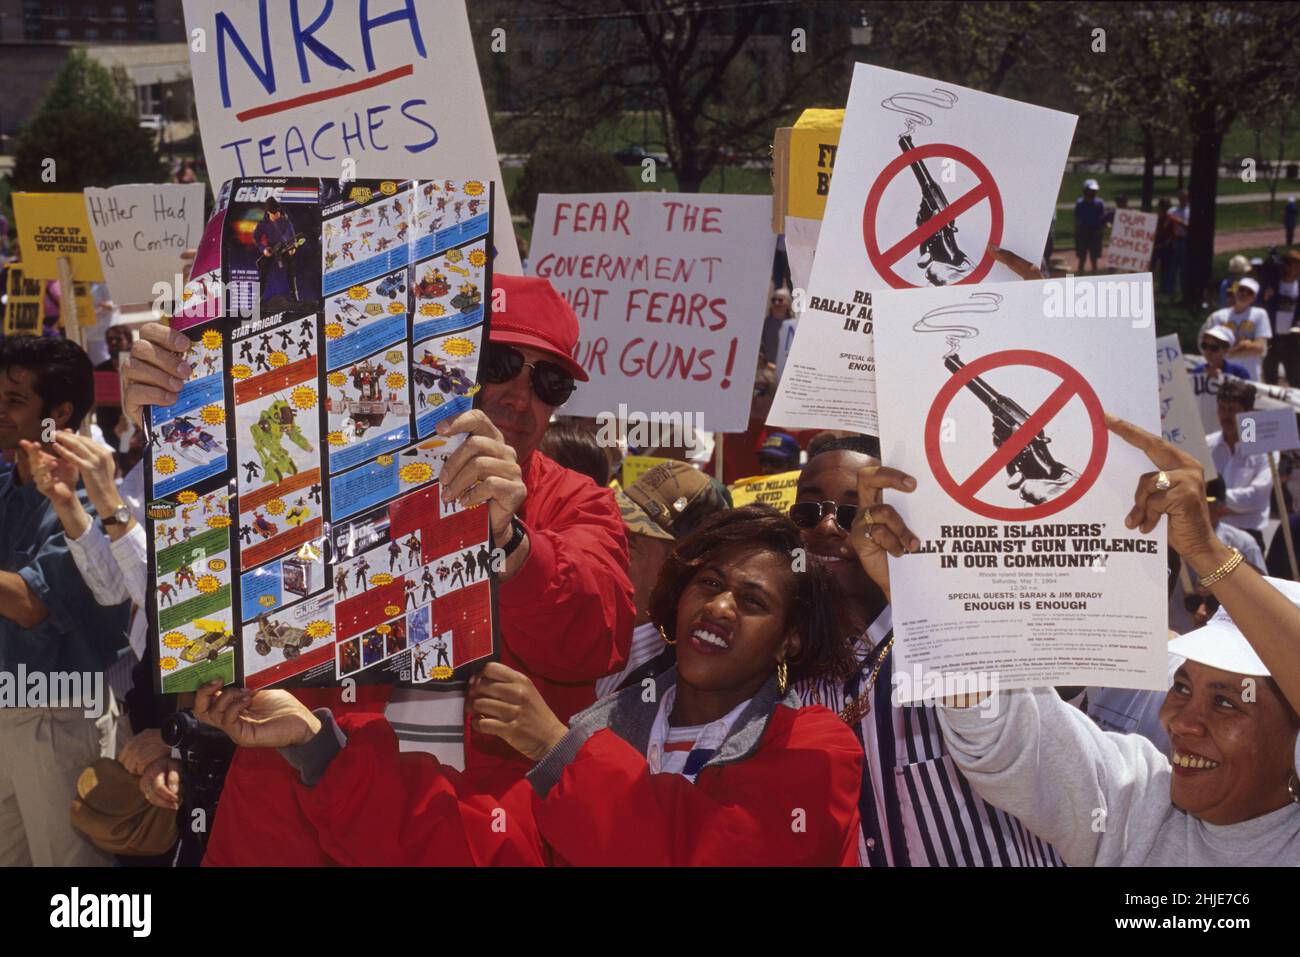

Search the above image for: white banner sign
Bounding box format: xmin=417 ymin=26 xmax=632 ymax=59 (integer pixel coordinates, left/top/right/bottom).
xmin=873 ymin=275 xmax=1166 ymax=703
xmin=1236 ymin=407 xmax=1300 ymax=456
xmin=528 ymin=192 xmax=776 ymax=431
xmin=83 ymin=183 xmax=205 ymax=304
xmin=181 ymin=0 xmax=519 ymax=272
xmin=1156 ymin=333 xmax=1216 ymax=477
xmin=1106 ymin=208 xmax=1157 ymax=274
xmin=770 ymin=64 xmax=1076 ymax=436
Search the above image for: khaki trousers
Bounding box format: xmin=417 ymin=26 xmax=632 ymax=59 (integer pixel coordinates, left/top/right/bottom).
xmin=0 ymin=701 xmax=119 ymax=866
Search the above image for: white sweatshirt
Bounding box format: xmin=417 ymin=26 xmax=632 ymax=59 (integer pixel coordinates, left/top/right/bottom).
xmin=939 ymin=688 xmax=1300 ymax=866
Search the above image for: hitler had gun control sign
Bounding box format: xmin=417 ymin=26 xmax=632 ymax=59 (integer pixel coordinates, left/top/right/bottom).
xmin=769 ymin=64 xmax=1077 ymax=437
xmin=872 ymin=276 xmax=1167 ymax=704
xmin=144 ymin=176 xmax=497 ymax=694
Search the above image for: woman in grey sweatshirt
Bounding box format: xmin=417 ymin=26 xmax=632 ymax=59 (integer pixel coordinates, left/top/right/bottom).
xmin=856 ymin=415 xmax=1300 ymax=866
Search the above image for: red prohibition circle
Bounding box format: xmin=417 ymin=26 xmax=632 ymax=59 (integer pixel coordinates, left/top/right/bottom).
xmin=862 ymin=143 xmax=1005 ymax=289
xmin=923 ymin=349 xmax=1108 ymax=522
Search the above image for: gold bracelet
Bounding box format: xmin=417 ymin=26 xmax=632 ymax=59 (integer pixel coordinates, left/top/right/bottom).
xmin=1198 ymin=547 xmax=1244 ymax=588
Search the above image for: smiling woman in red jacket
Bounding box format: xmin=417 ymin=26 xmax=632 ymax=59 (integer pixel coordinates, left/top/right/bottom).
xmin=196 ymin=505 xmax=865 ymax=866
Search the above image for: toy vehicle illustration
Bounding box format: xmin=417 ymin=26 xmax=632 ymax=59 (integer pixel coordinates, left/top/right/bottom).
xmin=413 ymin=353 xmax=473 ymax=395
xmin=449 ymin=281 xmax=481 ymax=312
xmin=180 ymin=619 xmax=236 ymax=663
xmin=252 ymin=512 xmax=279 ymax=539
xmin=413 ymin=268 xmax=450 ymax=299
xmin=376 ymin=274 xmax=406 ymax=300
xmin=162 ymin=416 xmax=225 ymax=465
xmin=331 ymin=298 xmax=366 ymax=326
xmin=337 ymin=359 xmax=411 ymax=435
xmin=253 ymin=614 xmax=314 ymax=659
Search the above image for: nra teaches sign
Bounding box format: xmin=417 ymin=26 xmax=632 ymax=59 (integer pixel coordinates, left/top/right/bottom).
xmin=181 ymin=0 xmax=519 ymax=272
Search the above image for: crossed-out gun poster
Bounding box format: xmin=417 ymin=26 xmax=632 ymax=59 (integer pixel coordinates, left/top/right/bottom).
xmin=144 ymin=176 xmax=498 ymax=693
xmin=769 ymin=64 xmax=1077 ymax=438
xmin=872 ymin=276 xmax=1166 ymax=704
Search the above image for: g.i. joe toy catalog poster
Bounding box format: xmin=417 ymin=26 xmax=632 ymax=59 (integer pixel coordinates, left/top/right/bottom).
xmin=144 ymin=176 xmax=497 ymax=694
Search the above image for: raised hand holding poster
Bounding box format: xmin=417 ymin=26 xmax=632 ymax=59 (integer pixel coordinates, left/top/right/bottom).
xmin=770 ymin=64 xmax=1076 ymax=437
xmin=872 ymin=275 xmax=1165 ymax=704
xmin=145 ymin=176 xmax=498 ymax=693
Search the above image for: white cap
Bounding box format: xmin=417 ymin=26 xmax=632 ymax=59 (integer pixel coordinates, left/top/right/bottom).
xmin=1227 ymin=255 xmax=1251 ymax=276
xmin=1238 ymin=277 xmax=1260 ymax=295
xmin=1167 ymin=577 xmax=1300 ymax=677
xmin=1203 ymin=325 xmax=1236 ymax=347
xmin=1083 ymin=178 xmax=1100 ymax=192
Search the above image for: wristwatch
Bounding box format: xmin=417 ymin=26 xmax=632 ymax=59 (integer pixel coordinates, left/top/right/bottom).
xmin=102 ymin=504 xmax=132 ymax=528
xmin=499 ymin=517 xmax=527 ymax=558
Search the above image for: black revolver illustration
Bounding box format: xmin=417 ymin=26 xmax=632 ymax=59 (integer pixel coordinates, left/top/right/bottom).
xmin=945 ymin=354 xmax=1078 ymax=504
xmin=902 ymin=134 xmax=975 ymax=286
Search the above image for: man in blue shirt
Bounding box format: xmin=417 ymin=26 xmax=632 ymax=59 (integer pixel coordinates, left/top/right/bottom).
xmin=1073 ymin=178 xmax=1106 ymax=274
xmin=0 ymin=336 xmax=131 ymax=865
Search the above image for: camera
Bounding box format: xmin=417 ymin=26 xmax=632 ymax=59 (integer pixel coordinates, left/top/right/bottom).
xmin=162 ymin=709 xmax=237 ymax=866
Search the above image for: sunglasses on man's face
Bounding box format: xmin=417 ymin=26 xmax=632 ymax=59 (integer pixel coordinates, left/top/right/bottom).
xmin=1200 ymin=340 xmax=1226 ymax=352
xmin=480 ymin=343 xmax=577 ymax=406
xmin=1182 ymin=593 xmax=1220 ymax=616
xmin=789 ymin=500 xmax=857 ymax=532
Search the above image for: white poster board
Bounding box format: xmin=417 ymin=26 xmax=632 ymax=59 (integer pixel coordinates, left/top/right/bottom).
xmin=770 ymin=64 xmax=1076 ymax=436
xmin=83 ymin=183 xmax=206 ymax=304
xmin=783 ymin=214 xmax=820 ymax=295
xmin=528 ymin=193 xmax=776 ymax=432
xmin=1236 ymin=407 xmax=1300 ymax=456
xmin=873 ymin=275 xmax=1166 ymax=703
xmin=1156 ymin=333 xmax=1216 ymax=477
xmin=181 ymin=0 xmax=519 ymax=273
xmin=1106 ymin=208 xmax=1157 ymax=274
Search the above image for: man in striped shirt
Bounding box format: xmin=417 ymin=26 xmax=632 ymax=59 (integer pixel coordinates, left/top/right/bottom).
xmin=791 ymin=436 xmax=1063 ymax=867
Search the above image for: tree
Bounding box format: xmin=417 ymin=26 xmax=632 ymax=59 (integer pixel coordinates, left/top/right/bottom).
xmin=1063 ymin=3 xmax=1184 ymax=212
xmin=488 ymin=0 xmax=859 ymax=193
xmin=865 ymin=1 xmax=1062 ymax=96
xmin=10 ymin=49 xmax=165 ymax=192
xmin=514 ymin=145 xmax=631 ymax=222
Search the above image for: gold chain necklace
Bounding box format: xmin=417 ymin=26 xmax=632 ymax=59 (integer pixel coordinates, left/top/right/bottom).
xmin=838 ymin=636 xmax=894 ymax=726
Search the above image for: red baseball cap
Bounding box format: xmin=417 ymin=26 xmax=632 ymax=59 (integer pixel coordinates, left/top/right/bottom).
xmin=490 ymin=274 xmax=589 ymax=381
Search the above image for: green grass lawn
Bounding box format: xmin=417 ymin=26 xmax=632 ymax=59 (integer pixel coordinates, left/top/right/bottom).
xmin=1052 ymin=198 xmax=1293 ymax=249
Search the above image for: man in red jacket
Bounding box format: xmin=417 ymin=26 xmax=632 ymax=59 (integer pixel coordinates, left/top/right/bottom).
xmin=121 ymin=275 xmax=634 ymax=865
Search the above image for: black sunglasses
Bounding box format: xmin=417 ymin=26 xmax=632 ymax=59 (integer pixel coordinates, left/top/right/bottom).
xmin=481 ymin=343 xmax=577 ymax=406
xmin=789 ymin=500 xmax=857 ymax=532
xmin=1182 ymin=594 xmax=1220 ymax=616
xmin=1200 ymin=340 xmax=1226 ymax=352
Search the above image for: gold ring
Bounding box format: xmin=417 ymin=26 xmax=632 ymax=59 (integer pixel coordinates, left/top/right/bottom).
xmin=861 ymin=506 xmax=875 ymax=528
xmin=1155 ymin=471 xmax=1171 ymax=492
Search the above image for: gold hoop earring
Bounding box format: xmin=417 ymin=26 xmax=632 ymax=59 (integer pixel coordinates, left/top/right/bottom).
xmin=776 ymin=660 xmax=788 ymax=696
xmin=658 ymin=624 xmax=675 ymax=646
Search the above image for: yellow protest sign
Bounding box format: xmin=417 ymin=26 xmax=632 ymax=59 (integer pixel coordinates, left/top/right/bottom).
xmin=3 ymin=263 xmax=45 ymax=336
xmin=12 ymin=192 xmax=104 ymax=282
xmin=621 ymin=454 xmax=673 ymax=489
xmin=787 ymin=109 xmax=844 ymax=221
xmin=728 ymin=470 xmax=801 ymax=512
xmin=64 ymin=282 xmax=98 ymax=331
